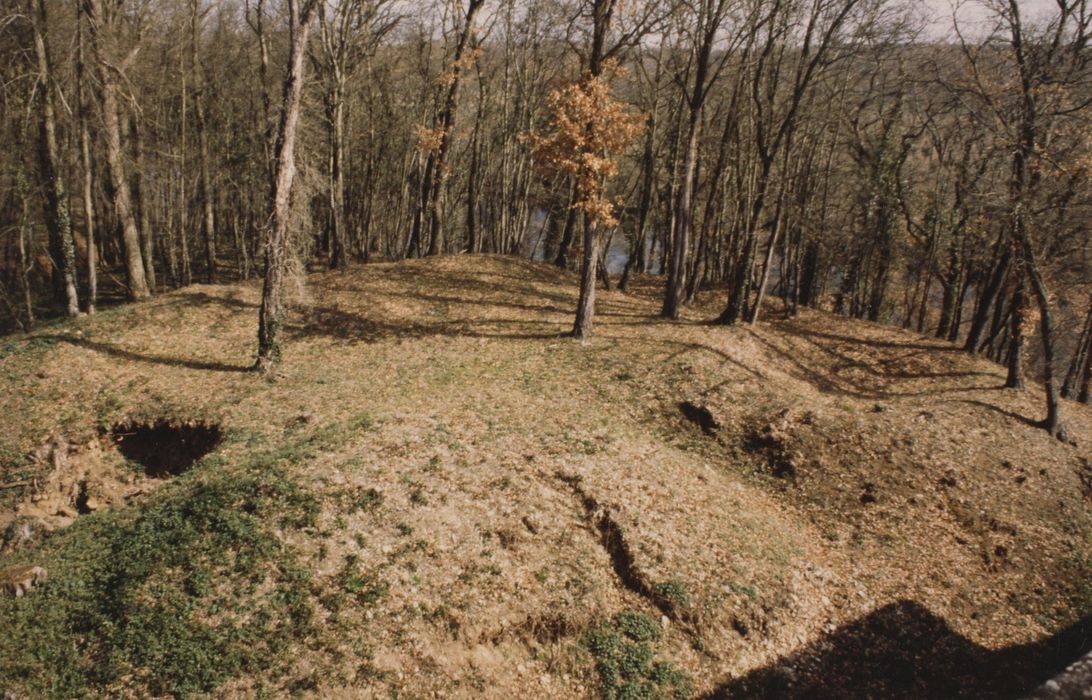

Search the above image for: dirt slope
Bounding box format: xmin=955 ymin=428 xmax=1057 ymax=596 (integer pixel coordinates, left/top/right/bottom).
xmin=0 ymin=255 xmax=1089 ymax=698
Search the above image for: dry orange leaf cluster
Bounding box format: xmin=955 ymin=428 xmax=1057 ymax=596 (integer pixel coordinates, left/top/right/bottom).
xmin=528 ymin=71 xmax=644 ymax=227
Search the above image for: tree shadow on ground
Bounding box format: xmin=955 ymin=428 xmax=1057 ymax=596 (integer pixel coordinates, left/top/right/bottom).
xmin=173 ymin=291 xmax=259 ymax=311
xmin=742 ymin=329 xmax=1000 ymax=400
xmin=287 ymin=305 xmax=568 ymax=344
xmin=780 ymin=322 xmax=965 ymax=354
xmin=956 ymin=399 xmax=1044 ymax=430
xmin=37 ymin=335 xmax=250 ymax=373
xmin=706 ymin=601 xmax=1092 ymax=699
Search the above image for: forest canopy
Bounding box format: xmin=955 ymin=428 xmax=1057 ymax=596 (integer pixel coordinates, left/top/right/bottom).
xmin=1 ymin=0 xmax=1090 ymax=436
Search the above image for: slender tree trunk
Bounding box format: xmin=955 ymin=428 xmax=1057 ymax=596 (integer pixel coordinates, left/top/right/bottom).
xmin=424 ymin=0 xmax=485 ymax=257
xmin=255 ymin=0 xmax=318 ymax=373
xmin=947 ymin=269 xmax=972 ymax=343
xmin=29 ymin=0 xmax=79 ymax=316
xmin=130 ymin=114 xmax=157 ymax=291
xmin=76 ymin=0 xmax=97 ymax=313
xmin=555 ymin=183 xmax=579 ymax=268
xmin=720 ymin=165 xmax=769 ymax=325
xmin=193 ymin=0 xmax=217 ymax=282
xmin=1080 ymin=334 xmax=1092 ymax=404
xmin=327 ymin=93 xmax=347 ymax=268
xmin=1062 ymin=302 xmax=1092 ymax=399
xmin=16 ymin=174 xmax=35 ymax=327
xmin=751 ymin=147 xmax=799 ymax=325
xmin=663 ymin=118 xmax=699 ymax=319
xmin=84 ymin=0 xmax=150 ymax=300
xmin=568 ymin=0 xmax=620 ymax=339
xmin=620 ymin=136 xmax=655 ymax=290
xmin=572 ymin=216 xmax=598 ymax=340
xmin=1020 ymin=232 xmax=1065 ymax=438
xmin=936 ymin=237 xmax=961 ymax=338
xmin=965 ymin=243 xmax=1010 ymax=353
xmin=466 ymin=115 xmax=481 ymax=254
xmin=1006 ymin=272 xmax=1026 ymax=390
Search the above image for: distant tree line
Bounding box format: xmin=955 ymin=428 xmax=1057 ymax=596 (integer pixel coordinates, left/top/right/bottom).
xmin=0 ymin=0 xmax=1089 ymax=436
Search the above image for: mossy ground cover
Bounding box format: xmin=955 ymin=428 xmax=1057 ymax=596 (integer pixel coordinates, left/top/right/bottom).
xmin=0 ymin=428 xmax=332 ymax=698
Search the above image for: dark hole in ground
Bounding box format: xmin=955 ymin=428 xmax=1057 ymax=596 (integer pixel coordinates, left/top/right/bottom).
xmin=679 ymin=401 xmax=721 ymax=435
xmin=112 ymin=420 xmax=223 ymax=478
xmin=75 ymin=481 xmax=92 ymax=514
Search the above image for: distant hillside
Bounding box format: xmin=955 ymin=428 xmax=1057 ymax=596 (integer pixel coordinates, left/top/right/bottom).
xmin=1 ymin=256 xmax=1089 ymax=699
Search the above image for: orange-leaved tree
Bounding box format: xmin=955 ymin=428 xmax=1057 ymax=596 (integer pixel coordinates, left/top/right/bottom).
xmin=530 ymin=67 xmax=643 ymax=339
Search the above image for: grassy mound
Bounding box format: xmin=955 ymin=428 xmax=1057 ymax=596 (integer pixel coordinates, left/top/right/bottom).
xmin=1 ymin=255 xmax=1089 ymax=698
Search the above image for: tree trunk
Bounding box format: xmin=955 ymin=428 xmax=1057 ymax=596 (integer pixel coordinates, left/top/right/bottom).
xmin=1080 ymin=333 xmax=1092 ymax=404
xmin=1020 ymin=231 xmax=1066 ymax=438
xmin=255 ymin=0 xmax=318 ymax=374
xmin=193 ymin=0 xmax=217 ymax=282
xmin=29 ymin=0 xmax=79 ymax=316
xmin=1005 ymin=273 xmax=1026 ymax=390
xmin=130 ymin=113 xmax=157 ymax=291
xmin=663 ymin=119 xmax=699 ymax=319
xmin=965 ymin=243 xmax=1010 ymax=353
xmin=620 ymin=100 xmax=660 ymax=292
xmin=936 ymin=237 xmax=961 ymax=338
xmin=572 ymin=216 xmax=599 ymax=340
xmin=555 ymin=183 xmax=579 ymax=268
xmin=84 ymin=0 xmax=150 ymax=300
xmin=1062 ymin=302 xmax=1092 ymax=399
xmin=327 ymin=94 xmax=347 ymax=268
xmin=76 ymin=0 xmax=97 ymax=313
xmin=424 ymin=0 xmax=485 ymax=257
xmin=16 ymin=174 xmax=36 ymax=327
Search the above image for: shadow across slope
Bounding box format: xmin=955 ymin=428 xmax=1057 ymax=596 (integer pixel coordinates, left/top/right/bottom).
xmin=706 ymin=601 xmax=1092 ymax=699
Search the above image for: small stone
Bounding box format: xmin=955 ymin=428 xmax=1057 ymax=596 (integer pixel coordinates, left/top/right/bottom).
xmin=521 ymin=515 xmax=541 ymax=535
xmin=1 ymin=517 xmax=52 ymax=554
xmin=1 ymin=565 xmax=47 ymax=598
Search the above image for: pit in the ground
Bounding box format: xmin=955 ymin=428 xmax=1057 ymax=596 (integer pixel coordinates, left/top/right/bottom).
xmin=112 ymin=419 xmax=223 ymax=478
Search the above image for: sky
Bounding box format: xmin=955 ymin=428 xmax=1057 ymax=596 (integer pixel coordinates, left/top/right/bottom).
xmin=923 ymin=0 xmax=1063 ymax=39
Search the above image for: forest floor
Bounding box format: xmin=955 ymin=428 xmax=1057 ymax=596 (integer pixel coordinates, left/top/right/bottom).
xmin=0 ymin=255 xmax=1090 ymax=699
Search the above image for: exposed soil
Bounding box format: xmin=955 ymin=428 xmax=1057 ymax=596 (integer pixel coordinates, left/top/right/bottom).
xmin=0 ymin=419 xmax=221 ymax=540
xmin=0 ymin=255 xmax=1089 ymax=698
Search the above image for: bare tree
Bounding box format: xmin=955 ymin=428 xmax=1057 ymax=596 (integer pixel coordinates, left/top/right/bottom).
xmin=255 ymin=0 xmax=321 ymax=374
xmin=661 ymin=0 xmax=743 ymax=319
xmin=28 ymin=0 xmax=79 ymax=316
xmin=956 ymin=0 xmax=1092 ymax=438
xmin=83 ymin=0 xmax=151 ymax=299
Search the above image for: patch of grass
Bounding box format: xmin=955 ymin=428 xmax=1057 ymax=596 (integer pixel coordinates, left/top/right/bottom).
xmin=340 ymin=559 xmax=389 ymax=606
xmin=0 ymin=334 xmax=57 ymax=362
xmin=583 ymin=610 xmax=691 ymax=700
xmin=0 ymin=460 xmax=318 ymax=698
xmin=0 ymin=425 xmax=344 ymax=699
xmin=728 ymin=582 xmax=758 ymax=600
xmin=654 ymin=579 xmax=692 ymax=610
xmin=615 ymin=610 xmax=662 ymax=643
xmin=359 ymin=488 xmax=384 ymax=512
